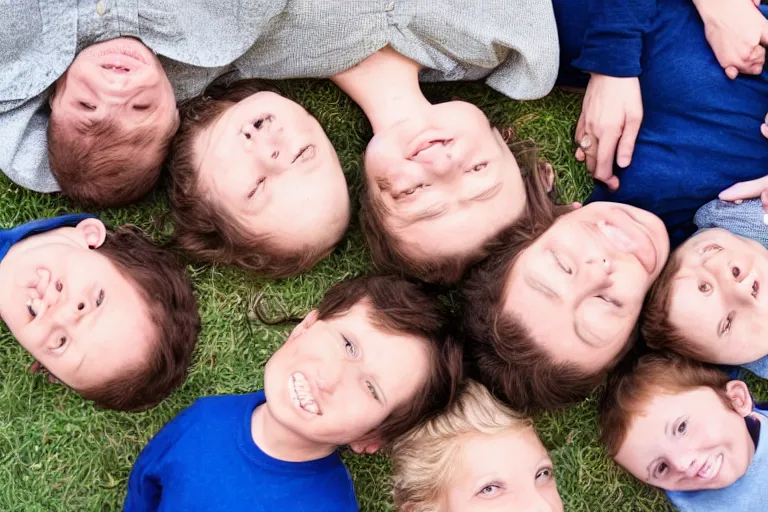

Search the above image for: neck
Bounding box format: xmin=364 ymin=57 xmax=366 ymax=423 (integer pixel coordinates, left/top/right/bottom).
xmin=331 ymin=46 xmax=431 ymax=133
xmin=251 ymin=403 xmax=337 ymax=463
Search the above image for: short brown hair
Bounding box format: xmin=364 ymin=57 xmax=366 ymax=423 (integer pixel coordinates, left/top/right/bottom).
xmin=641 ymin=251 xmax=705 ymax=359
xmin=167 ymin=78 xmax=336 ymax=278
xmin=48 ymin=113 xmax=175 ymax=207
xmin=76 ymin=226 xmax=201 ymax=411
xmin=392 ymin=380 xmax=531 ymax=511
xmin=599 ymin=351 xmax=732 ymax=458
xmin=360 ymin=130 xmax=556 ymax=285
xmin=461 ymin=208 xmax=635 ymax=412
xmin=316 ymin=275 xmax=464 ymax=445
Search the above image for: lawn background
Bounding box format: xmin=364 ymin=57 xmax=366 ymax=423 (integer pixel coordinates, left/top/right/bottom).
xmin=0 ymin=80 xmax=765 ymax=511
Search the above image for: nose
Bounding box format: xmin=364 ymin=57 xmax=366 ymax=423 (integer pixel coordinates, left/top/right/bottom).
xmin=388 ymin=161 xmax=430 ymax=197
xmin=720 ymin=261 xmax=757 ymax=303
xmin=52 ymin=289 xmax=93 ymax=327
xmin=584 ymin=255 xmax=615 ymax=280
xmin=671 ymin=453 xmax=699 ymax=478
xmin=314 ymin=357 xmax=344 ymax=395
xmin=512 ymin=492 xmax=557 ymax=512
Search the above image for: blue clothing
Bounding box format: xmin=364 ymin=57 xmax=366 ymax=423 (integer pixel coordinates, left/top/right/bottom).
xmin=554 ymin=0 xmax=768 ymax=247
xmin=694 ymin=198 xmax=768 ymax=378
xmin=124 ymin=391 xmax=358 ymax=512
xmin=667 ymin=407 xmax=768 ymax=512
xmin=0 ymin=214 xmax=95 ymax=261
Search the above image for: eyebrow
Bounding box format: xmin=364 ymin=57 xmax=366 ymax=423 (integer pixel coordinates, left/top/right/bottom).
xmin=525 ymin=275 xmax=561 ymax=302
xmin=408 ymin=204 xmax=449 ymax=223
xmin=469 ymin=182 xmax=502 ymax=202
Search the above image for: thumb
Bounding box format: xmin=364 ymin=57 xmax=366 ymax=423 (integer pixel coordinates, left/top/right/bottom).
xmin=725 ymin=66 xmax=739 ymax=80
xmin=605 ymin=175 xmax=620 ymax=191
xmin=719 ymin=177 xmax=768 ymax=202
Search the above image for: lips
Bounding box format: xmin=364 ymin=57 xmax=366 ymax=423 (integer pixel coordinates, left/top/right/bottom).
xmin=695 ymin=454 xmax=723 ymax=481
xmin=409 ymin=137 xmax=451 ymax=160
xmin=288 ymin=372 xmax=321 ymax=416
xmin=597 ymin=209 xmax=658 ymax=274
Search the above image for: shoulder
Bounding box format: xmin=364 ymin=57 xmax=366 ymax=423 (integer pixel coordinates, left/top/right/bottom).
xmin=694 ymin=199 xmax=768 ymax=248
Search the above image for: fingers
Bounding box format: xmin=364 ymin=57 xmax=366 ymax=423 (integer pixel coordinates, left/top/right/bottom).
xmin=617 ymin=111 xmax=642 ymax=168
xmin=719 ymin=176 xmax=768 ymax=202
xmin=725 ymin=65 xmax=739 ymax=79
xmin=574 ymin=111 xmax=587 ymax=161
xmin=594 ymin=130 xmax=621 ymax=191
xmin=29 ymin=360 xmax=42 ymax=374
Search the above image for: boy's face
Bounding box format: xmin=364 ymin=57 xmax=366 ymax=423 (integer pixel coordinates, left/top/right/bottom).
xmin=50 ymin=37 xmax=179 ymax=157
xmin=505 ymin=202 xmax=670 ymax=372
xmin=263 ymin=302 xmax=430 ymax=449
xmin=196 ymin=91 xmax=350 ymax=257
xmin=444 ymin=427 xmax=563 ymax=512
xmin=0 ymin=219 xmax=154 ymax=391
xmin=364 ymin=101 xmax=526 ymax=265
xmin=614 ymin=383 xmax=755 ymax=491
xmin=669 ymin=228 xmax=768 ymax=364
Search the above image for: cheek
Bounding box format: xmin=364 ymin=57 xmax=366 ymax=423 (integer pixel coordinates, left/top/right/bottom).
xmin=542 ymin=483 xmax=564 ymax=511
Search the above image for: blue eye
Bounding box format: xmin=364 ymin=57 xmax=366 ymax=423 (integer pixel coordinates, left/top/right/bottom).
xmin=477 ymin=484 xmax=501 ymax=497
xmin=343 ymin=336 xmax=357 ymax=356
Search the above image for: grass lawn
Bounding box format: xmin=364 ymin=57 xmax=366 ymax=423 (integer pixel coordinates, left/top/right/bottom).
xmin=0 ymin=79 xmax=765 ymax=512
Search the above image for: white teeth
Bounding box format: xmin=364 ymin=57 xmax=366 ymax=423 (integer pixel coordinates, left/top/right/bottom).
xmin=288 ymin=372 xmax=320 ymax=415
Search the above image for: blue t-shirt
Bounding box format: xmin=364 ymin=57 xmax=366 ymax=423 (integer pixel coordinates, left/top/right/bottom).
xmin=0 ymin=213 xmax=95 ymax=261
xmin=553 ymin=0 xmax=768 ymax=247
xmin=123 ymin=391 xmax=359 ymax=512
xmin=667 ymin=407 xmax=768 ymax=511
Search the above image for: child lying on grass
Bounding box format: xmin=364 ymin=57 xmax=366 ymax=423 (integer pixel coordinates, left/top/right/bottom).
xmin=0 ymin=214 xmax=200 ymax=411
xmin=643 ymin=198 xmax=768 ymax=378
xmin=391 ymin=380 xmax=563 ymax=512
xmin=123 ymin=275 xmax=463 ymax=512
xmin=600 ymin=352 xmax=766 ymax=512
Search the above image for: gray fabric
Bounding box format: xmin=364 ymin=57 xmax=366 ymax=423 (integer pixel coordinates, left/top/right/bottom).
xmin=0 ymin=0 xmax=559 ymax=194
xmin=694 ymin=198 xmax=768 ymax=379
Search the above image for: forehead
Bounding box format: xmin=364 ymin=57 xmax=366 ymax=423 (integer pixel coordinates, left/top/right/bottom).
xmin=458 ymin=427 xmax=547 ymax=473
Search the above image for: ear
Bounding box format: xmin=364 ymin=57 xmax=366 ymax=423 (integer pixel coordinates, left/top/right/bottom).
xmin=286 ymin=310 xmax=319 ymax=342
xmin=348 ymin=436 xmax=384 ymax=455
xmin=75 ymin=218 xmax=107 ymax=250
xmin=726 ymin=380 xmax=753 ymax=417
xmin=543 ymin=163 xmax=555 ymax=192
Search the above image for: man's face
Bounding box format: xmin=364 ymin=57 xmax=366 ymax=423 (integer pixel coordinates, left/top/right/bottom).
xmin=0 ymin=219 xmax=154 ymax=391
xmin=669 ymin=228 xmax=768 ymax=364
xmin=263 ymin=302 xmax=431 ymax=449
xmin=615 ymin=383 xmax=756 ymax=492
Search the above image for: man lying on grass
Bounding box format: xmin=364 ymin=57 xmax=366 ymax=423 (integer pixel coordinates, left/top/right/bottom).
xmin=124 ymin=275 xmax=463 ymax=512
xmin=600 ymin=352 xmax=767 ymax=512
xmin=0 ymin=214 xmax=200 ymax=411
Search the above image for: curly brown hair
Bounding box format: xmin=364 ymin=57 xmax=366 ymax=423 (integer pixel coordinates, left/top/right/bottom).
xmin=360 ymin=130 xmax=555 ymax=285
xmin=76 ymin=226 xmax=201 ymax=411
xmin=166 ymin=78 xmax=344 ymax=278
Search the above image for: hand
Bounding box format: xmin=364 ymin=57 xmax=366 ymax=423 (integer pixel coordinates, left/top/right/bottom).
xmin=575 ymin=74 xmax=643 ymax=191
xmin=29 ymin=360 xmax=60 ymax=384
xmin=695 ymin=0 xmax=768 ymax=79
xmin=719 ymin=175 xmax=768 ymax=213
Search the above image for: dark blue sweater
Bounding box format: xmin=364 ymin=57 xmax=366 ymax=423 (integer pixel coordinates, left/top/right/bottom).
xmin=554 ymin=0 xmax=768 ymax=246
xmin=123 ymin=391 xmax=359 ymax=512
xmin=0 ymin=214 xmax=95 ymax=260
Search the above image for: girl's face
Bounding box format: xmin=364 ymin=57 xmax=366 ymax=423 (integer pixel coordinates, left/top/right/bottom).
xmin=364 ymin=101 xmax=526 ymax=264
xmin=443 ymin=427 xmax=564 ymax=512
xmin=195 ymin=91 xmax=350 ymax=255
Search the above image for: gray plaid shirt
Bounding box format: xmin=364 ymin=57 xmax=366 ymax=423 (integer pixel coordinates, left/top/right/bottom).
xmin=0 ymin=0 xmax=559 ymax=193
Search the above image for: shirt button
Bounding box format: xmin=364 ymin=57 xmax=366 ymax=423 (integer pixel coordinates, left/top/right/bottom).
xmin=96 ymin=1 xmax=107 ymax=16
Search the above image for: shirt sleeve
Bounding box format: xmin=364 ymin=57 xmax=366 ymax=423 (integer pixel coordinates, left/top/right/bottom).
xmin=123 ymin=405 xmax=199 ymax=512
xmin=0 ymin=94 xmax=60 ymax=193
xmin=572 ymin=0 xmax=658 ymax=77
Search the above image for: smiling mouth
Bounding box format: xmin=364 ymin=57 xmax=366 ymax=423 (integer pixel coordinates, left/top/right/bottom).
xmin=292 ymin=144 xmax=315 ymax=163
xmin=696 ymin=454 xmax=723 ymax=481
xmin=410 ymin=139 xmax=451 ymax=159
xmin=289 ymin=372 xmax=321 ymax=415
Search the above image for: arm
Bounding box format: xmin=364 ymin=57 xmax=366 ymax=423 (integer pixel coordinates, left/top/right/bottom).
xmin=123 ymin=406 xmax=198 ymax=512
xmin=0 ymin=95 xmax=60 ymax=193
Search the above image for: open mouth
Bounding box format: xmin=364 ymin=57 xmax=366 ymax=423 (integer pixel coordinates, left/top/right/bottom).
xmin=292 ymin=144 xmax=315 ymax=164
xmin=696 ymin=454 xmax=723 ymax=481
xmin=410 ymin=139 xmax=451 ymax=159
xmin=288 ymin=372 xmax=321 ymax=415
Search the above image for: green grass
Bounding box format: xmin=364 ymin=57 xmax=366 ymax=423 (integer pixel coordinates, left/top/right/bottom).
xmin=0 ymin=80 xmax=765 ymax=511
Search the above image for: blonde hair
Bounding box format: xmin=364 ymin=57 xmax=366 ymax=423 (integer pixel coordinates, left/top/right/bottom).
xmin=391 ymin=381 xmax=531 ymax=511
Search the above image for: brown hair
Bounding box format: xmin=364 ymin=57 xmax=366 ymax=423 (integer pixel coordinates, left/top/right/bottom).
xmin=76 ymin=226 xmax=201 ymax=411
xmin=392 ymin=380 xmax=532 ymax=511
xmin=460 ymin=205 xmax=635 ymax=412
xmin=48 ymin=113 xmax=176 ymax=207
xmin=641 ymin=251 xmax=705 ymax=359
xmin=360 ymin=130 xmax=556 ymax=285
xmin=315 ymin=275 xmax=464 ymax=445
xmin=599 ymin=352 xmax=732 ymax=458
xmin=166 ymin=78 xmax=341 ymax=278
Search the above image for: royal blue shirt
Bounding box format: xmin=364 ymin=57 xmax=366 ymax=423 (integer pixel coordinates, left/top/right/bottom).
xmin=123 ymin=391 xmax=359 ymax=512
xmin=554 ymin=0 xmax=768 ymax=247
xmin=0 ymin=213 xmax=95 ymax=261
xmin=667 ymin=407 xmax=768 ymax=511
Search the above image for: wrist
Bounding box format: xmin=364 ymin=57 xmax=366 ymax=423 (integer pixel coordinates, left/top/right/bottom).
xmin=692 ymin=0 xmax=720 ymax=25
